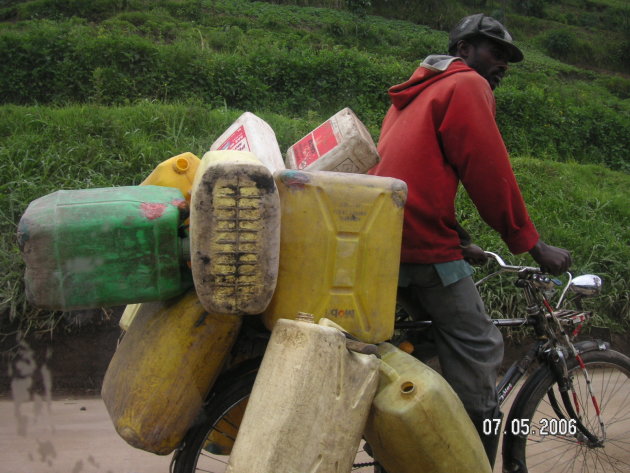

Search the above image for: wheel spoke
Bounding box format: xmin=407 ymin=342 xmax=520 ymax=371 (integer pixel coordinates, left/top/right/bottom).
xmin=506 ymin=352 xmax=630 ymax=473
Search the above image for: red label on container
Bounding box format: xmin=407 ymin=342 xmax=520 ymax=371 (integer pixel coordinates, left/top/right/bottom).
xmin=217 ymin=125 xmax=251 ymax=152
xmin=293 ymin=120 xmax=338 ymax=169
xmin=141 ymin=202 xmax=167 ymax=220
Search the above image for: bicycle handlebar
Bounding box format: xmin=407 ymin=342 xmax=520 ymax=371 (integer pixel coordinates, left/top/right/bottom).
xmin=483 ymin=251 xmax=541 ymax=274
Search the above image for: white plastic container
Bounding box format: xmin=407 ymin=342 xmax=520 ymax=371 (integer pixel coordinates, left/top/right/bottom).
xmin=210 ymin=112 xmax=285 ymax=174
xmin=285 ymin=108 xmax=380 ymax=173
xmin=189 ymin=150 xmax=281 ymax=316
xmin=363 ymin=343 xmax=492 ymax=473
xmin=226 ymin=316 xmax=380 ymax=473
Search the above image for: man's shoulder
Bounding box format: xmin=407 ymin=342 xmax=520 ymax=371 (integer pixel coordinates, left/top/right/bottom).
xmin=421 ymin=61 xmax=489 ymax=96
xmin=446 ymin=66 xmax=488 ymax=89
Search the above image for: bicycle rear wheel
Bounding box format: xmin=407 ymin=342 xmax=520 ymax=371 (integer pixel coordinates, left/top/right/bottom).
xmin=172 ymin=364 xmax=380 ymax=473
xmin=503 ymin=348 xmax=630 ymax=473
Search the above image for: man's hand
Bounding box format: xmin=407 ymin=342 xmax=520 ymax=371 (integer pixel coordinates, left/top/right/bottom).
xmin=462 ymin=244 xmax=488 ymax=265
xmin=528 ymin=239 xmax=572 ymax=275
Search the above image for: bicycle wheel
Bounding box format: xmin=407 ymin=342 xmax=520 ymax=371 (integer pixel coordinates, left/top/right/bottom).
xmin=503 ymin=348 xmax=630 ymax=473
xmin=172 ymin=364 xmax=380 ymax=473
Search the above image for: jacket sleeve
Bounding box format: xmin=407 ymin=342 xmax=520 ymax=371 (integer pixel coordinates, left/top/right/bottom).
xmin=437 ymin=73 xmax=539 ymax=254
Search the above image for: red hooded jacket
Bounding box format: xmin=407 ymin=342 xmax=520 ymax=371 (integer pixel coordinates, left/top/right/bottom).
xmin=370 ymin=57 xmax=539 ymax=264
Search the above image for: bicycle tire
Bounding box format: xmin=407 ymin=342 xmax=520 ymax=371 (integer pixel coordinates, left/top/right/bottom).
xmin=172 ymin=364 xmax=381 ymax=473
xmin=502 ymin=348 xmax=630 ymax=473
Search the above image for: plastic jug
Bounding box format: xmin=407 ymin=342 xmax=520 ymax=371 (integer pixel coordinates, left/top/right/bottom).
xmin=262 ymin=170 xmax=407 ymax=343
xmin=18 ymin=186 xmax=192 ymax=310
xmin=140 ymin=152 xmax=200 ymax=202
xmin=210 ymin=112 xmax=285 ymax=173
xmin=121 ymin=152 xmax=200 ymax=330
xmin=101 ymin=289 xmax=242 ymax=455
xmin=190 ymin=150 xmax=281 ymax=315
xmin=225 ymin=316 xmax=379 ymax=473
xmin=285 ymin=108 xmax=380 ymax=173
xmin=118 ymin=300 xmax=165 ymax=331
xmin=363 ymin=343 xmax=492 ymax=473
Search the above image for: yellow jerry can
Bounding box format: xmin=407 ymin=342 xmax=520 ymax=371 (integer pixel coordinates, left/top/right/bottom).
xmin=189 ymin=150 xmax=281 ymax=315
xmin=226 ymin=316 xmax=380 ymax=473
xmin=141 ymin=152 xmax=201 ymax=202
xmin=363 ymin=343 xmax=492 ymax=473
xmin=263 ymin=170 xmax=407 ymax=343
xmin=101 ymin=290 xmax=242 ymax=455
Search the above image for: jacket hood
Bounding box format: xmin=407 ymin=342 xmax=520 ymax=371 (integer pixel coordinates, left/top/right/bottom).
xmin=389 ymin=55 xmax=472 ymax=109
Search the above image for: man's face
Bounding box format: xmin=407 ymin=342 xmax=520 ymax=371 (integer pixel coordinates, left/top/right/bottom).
xmin=461 ymin=38 xmax=510 ymax=90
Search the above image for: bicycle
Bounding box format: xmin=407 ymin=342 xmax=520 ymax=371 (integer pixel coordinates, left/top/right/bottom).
xmin=170 ymin=252 xmax=630 ymax=473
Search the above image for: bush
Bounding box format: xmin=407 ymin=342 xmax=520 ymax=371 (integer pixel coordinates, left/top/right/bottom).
xmin=540 ymin=28 xmax=576 ymax=58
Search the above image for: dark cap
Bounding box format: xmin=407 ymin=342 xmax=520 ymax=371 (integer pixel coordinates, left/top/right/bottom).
xmin=448 ymin=13 xmax=524 ymax=63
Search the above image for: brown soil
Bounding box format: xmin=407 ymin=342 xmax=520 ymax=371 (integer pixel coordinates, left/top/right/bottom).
xmin=1 ymin=316 xmax=628 ymax=398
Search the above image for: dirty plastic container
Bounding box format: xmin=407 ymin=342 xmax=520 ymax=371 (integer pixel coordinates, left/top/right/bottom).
xmin=285 ymin=108 xmax=380 ymax=173
xmin=363 ymin=343 xmax=492 ymax=473
xmin=226 ymin=316 xmax=379 ymax=473
xmin=140 ymin=152 xmax=201 ymax=202
xmin=18 ymin=186 xmax=192 ymax=311
xmin=210 ymin=112 xmax=285 ymax=174
xmin=262 ymin=170 xmax=407 ymax=343
xmin=121 ymin=152 xmax=200 ymax=329
xmin=101 ymin=289 xmax=242 ymax=455
xmin=190 ymin=150 xmax=281 ymax=315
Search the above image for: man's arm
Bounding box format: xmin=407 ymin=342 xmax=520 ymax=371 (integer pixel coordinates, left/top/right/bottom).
xmin=439 ymin=73 xmax=570 ymax=273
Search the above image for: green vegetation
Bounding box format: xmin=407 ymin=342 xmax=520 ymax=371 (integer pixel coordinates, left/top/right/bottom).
xmin=0 ymin=0 xmax=628 ymax=337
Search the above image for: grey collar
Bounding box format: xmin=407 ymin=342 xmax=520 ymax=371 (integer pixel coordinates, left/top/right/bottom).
xmin=420 ymin=55 xmax=464 ymax=72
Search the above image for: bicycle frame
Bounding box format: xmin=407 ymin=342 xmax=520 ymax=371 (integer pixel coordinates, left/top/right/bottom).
xmin=393 ymin=251 xmax=608 ymax=446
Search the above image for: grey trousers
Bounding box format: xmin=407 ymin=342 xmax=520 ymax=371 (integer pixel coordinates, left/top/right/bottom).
xmin=398 ymin=264 xmax=504 ymax=422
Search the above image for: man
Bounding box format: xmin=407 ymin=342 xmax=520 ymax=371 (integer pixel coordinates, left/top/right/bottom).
xmin=370 ymin=13 xmax=572 ymax=468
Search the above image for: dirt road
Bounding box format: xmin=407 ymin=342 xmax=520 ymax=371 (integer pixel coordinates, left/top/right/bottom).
xmin=1 ymin=397 xmax=171 ymax=473
xmin=0 ymin=395 xmax=509 ymax=473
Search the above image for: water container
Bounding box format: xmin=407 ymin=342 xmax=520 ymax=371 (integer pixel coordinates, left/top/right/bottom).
xmin=226 ymin=316 xmax=379 ymax=473
xmin=285 ymin=108 xmax=380 ymax=173
xmin=363 ymin=343 xmax=492 ymax=473
xmin=119 ymin=300 xmax=165 ymax=331
xmin=210 ymin=112 xmax=285 ymax=174
xmin=140 ymin=152 xmax=201 ymax=202
xmin=18 ymin=186 xmax=192 ymax=311
xmin=120 ymin=153 xmax=200 ymax=330
xmin=262 ymin=170 xmax=407 ymax=343
xmin=190 ymin=150 xmax=281 ymax=315
xmin=101 ymin=289 xmax=242 ymax=455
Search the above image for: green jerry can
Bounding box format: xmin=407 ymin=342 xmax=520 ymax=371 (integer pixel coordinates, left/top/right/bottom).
xmin=17 ymin=185 xmax=192 ymax=310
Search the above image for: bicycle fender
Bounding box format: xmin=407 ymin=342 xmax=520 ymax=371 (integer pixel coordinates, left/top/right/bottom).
xmin=573 ymin=339 xmax=610 ymax=354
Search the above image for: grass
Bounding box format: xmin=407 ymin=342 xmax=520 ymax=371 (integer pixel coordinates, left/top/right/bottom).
xmin=1 ymin=102 xmax=628 ymax=339
xmin=0 ymin=0 xmax=628 ymax=337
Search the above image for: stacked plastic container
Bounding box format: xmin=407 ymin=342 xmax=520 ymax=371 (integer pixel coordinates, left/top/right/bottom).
xmin=364 ymin=343 xmax=492 ymax=473
xmin=18 ymin=108 xmax=489 ymax=470
xmin=101 ymin=290 xmax=242 ymax=454
xmin=18 ymin=185 xmax=192 ymax=310
xmin=226 ymin=315 xmax=380 ymax=473
xmin=190 ymin=150 xmax=281 ymax=316
xmin=263 ymin=169 xmax=407 ymax=343
xmin=285 ymin=107 xmax=380 ymax=173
